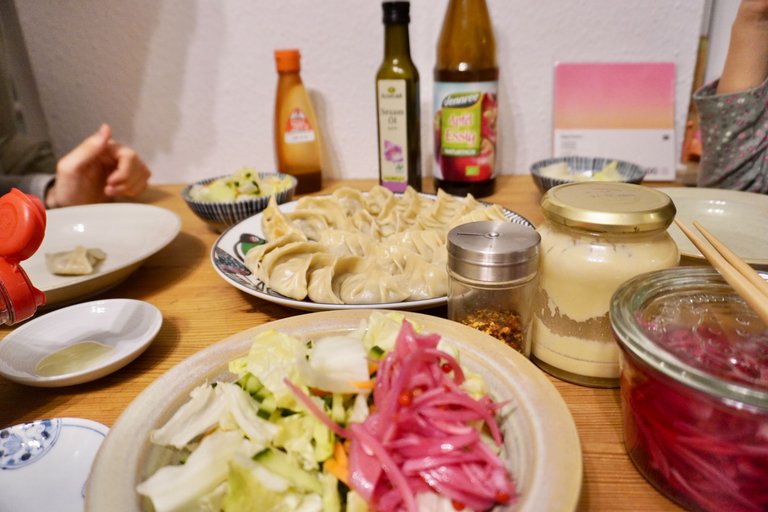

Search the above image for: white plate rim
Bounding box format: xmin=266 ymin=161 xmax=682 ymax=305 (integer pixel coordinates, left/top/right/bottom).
xmin=658 ymin=187 xmax=768 ymax=266
xmin=0 ymin=417 xmax=109 ymax=510
xmin=210 ymin=193 xmax=534 ymax=311
xmin=25 ymin=203 xmax=181 ymax=307
xmin=0 ymin=299 xmax=163 ymax=387
xmin=85 ymin=309 xmax=582 ymax=512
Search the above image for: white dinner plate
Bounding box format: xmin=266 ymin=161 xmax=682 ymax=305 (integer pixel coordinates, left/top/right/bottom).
xmin=86 ymin=310 xmax=582 ymax=511
xmin=211 ymin=195 xmax=534 ymax=311
xmin=23 ymin=203 xmax=181 ymax=309
xmin=0 ymin=299 xmax=163 ymax=387
xmin=658 ymin=187 xmax=768 ymax=267
xmin=0 ymin=417 xmax=109 ymax=512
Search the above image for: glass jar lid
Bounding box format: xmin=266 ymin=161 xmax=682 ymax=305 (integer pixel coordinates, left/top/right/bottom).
xmin=541 ymin=182 xmax=676 ymax=233
xmin=611 ymin=266 xmax=768 ymax=410
xmin=447 ymin=221 xmax=540 ymax=282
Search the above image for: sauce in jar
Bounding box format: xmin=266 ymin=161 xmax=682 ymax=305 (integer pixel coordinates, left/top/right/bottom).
xmin=531 ymin=182 xmax=679 ymax=387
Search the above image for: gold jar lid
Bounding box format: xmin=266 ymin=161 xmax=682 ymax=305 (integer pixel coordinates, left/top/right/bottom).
xmin=540 ymin=182 xmax=676 ymax=233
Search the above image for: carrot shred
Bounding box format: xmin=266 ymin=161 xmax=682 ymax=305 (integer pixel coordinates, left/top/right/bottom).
xmin=325 ymin=441 xmax=350 ymax=486
xmin=349 ymin=379 xmax=376 ymax=390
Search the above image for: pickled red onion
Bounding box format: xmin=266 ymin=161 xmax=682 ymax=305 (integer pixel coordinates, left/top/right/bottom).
xmin=286 ymin=319 xmax=516 ymax=511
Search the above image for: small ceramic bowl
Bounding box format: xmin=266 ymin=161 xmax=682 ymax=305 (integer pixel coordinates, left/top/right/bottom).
xmin=530 ymin=156 xmax=647 ymax=193
xmin=181 ymin=172 xmax=297 ymax=232
xmin=0 ymin=298 xmax=162 ymax=387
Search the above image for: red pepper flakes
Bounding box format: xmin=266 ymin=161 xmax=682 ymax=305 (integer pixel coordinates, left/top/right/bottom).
xmin=461 ymin=308 xmax=525 ymax=353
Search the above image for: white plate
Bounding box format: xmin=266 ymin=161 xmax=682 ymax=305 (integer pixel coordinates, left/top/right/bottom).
xmin=0 ymin=417 xmax=109 ymax=512
xmin=0 ymin=299 xmax=162 ymax=387
xmin=211 ymin=196 xmax=534 ymax=311
xmin=23 ymin=203 xmax=181 ymax=309
xmin=659 ymin=187 xmax=768 ymax=267
xmin=86 ymin=310 xmax=582 ymax=511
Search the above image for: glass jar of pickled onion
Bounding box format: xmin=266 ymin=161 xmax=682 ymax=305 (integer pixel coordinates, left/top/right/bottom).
xmin=531 ymin=182 xmax=679 ymax=387
xmin=611 ymin=266 xmax=768 ymax=512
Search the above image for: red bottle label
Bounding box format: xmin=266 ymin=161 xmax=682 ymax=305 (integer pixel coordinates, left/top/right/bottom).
xmin=433 ymin=81 xmax=497 ymax=182
xmin=284 ymin=108 xmax=316 ymax=144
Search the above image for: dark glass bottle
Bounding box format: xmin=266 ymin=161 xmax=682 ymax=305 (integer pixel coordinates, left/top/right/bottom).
xmin=376 ymin=1 xmax=421 ymax=192
xmin=433 ymin=0 xmax=498 ymax=198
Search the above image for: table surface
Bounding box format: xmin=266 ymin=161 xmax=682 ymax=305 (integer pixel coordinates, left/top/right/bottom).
xmin=0 ymin=175 xmax=684 ymax=511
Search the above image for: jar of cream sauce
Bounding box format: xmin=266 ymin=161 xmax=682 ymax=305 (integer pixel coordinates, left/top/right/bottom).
xmin=531 ymin=182 xmax=679 ymax=387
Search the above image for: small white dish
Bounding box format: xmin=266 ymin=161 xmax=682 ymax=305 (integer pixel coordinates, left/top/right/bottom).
xmin=23 ymin=203 xmax=181 ymax=309
xmin=0 ymin=299 xmax=162 ymax=387
xmin=0 ymin=417 xmax=108 ymax=512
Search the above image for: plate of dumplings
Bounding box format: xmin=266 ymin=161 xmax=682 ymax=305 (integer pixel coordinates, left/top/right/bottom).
xmin=24 ymin=203 xmax=181 ymax=309
xmin=211 ymin=185 xmax=533 ymax=311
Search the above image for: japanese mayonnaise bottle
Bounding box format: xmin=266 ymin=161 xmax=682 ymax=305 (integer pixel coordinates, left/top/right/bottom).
xmin=274 ymin=49 xmax=323 ymax=194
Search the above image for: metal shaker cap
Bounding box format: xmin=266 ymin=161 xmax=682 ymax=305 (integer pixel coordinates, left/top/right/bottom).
xmin=447 ymin=221 xmax=540 ymax=282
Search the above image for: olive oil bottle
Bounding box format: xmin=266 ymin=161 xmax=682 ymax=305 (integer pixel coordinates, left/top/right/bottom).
xmin=433 ymin=0 xmax=498 ymax=198
xmin=376 ymin=1 xmax=421 ymax=192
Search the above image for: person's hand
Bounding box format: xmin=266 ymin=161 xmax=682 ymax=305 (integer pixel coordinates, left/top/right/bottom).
xmin=718 ymin=0 xmax=768 ymax=94
xmin=45 ymin=124 xmax=151 ymax=208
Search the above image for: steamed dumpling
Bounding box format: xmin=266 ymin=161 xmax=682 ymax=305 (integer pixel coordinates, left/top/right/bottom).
xmin=261 ymin=196 xmax=306 ymax=241
xmin=318 ymin=230 xmax=380 ymax=259
xmin=285 ymin=209 xmax=330 ymax=241
xmin=332 ymin=258 xmax=410 ymax=304
xmin=295 ymin=196 xmax=351 ymax=230
xmin=248 ymin=184 xmax=516 ymax=305
xmin=257 ymin=241 xmax=324 ymax=300
xmin=46 ymin=246 xmax=106 ymax=276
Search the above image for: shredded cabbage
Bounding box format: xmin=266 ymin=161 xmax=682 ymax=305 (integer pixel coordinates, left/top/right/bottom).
xmin=138 ymin=315 xmax=516 ymax=512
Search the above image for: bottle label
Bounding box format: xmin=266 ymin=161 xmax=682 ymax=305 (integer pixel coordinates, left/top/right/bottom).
xmin=377 ymin=79 xmax=409 ymax=192
xmin=433 ymin=81 xmax=498 ymax=182
xmin=284 ymin=107 xmax=316 ymax=144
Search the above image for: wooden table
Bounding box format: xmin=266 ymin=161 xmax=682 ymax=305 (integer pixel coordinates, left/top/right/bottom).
xmin=0 ymin=175 xmax=682 ymax=511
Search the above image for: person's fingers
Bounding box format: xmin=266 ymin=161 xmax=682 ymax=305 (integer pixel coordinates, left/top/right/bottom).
xmin=59 ymin=124 xmax=112 ymax=173
xmin=104 ymin=144 xmax=151 ymax=197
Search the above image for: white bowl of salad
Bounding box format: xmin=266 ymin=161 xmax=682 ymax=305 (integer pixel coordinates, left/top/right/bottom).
xmin=85 ymin=310 xmax=582 ymax=512
xmin=182 ymin=168 xmax=297 ymax=232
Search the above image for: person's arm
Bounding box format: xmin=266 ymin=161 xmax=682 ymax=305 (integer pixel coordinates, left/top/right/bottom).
xmin=0 ymin=132 xmax=57 ymax=201
xmin=44 ymin=123 xmax=151 ymax=208
xmin=717 ymin=0 xmax=768 ymax=94
xmin=693 ymin=0 xmax=768 ymax=193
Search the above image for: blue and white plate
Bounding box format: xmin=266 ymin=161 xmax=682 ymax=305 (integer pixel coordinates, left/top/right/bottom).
xmin=0 ymin=418 xmax=109 ymax=512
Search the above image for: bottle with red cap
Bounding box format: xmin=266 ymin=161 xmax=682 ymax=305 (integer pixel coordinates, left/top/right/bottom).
xmin=0 ymin=188 xmax=46 ymax=325
xmin=274 ymin=49 xmax=323 ymax=194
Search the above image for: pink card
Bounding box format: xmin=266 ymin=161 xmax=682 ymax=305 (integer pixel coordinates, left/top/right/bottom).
xmin=553 ymin=62 xmax=676 ymax=180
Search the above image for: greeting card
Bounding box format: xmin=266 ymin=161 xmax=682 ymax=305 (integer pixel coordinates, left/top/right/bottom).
xmin=553 ymin=62 xmax=676 ymax=181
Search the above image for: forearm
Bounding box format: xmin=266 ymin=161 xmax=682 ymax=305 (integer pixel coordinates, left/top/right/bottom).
xmin=717 ymin=1 xmax=768 ymax=94
xmin=0 ymin=173 xmax=55 ymax=202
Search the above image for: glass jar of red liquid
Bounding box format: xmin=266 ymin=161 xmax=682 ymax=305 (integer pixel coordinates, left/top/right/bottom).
xmin=610 ymin=267 xmax=768 ymax=512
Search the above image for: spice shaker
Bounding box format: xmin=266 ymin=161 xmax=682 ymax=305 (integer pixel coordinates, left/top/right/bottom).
xmin=447 ymin=220 xmax=540 ymax=356
xmin=532 ymin=182 xmax=679 ymax=388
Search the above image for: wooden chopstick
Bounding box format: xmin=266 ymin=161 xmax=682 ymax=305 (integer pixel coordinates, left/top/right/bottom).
xmin=693 ymin=220 xmax=768 ymax=299
xmin=674 ymin=219 xmax=768 ymax=325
